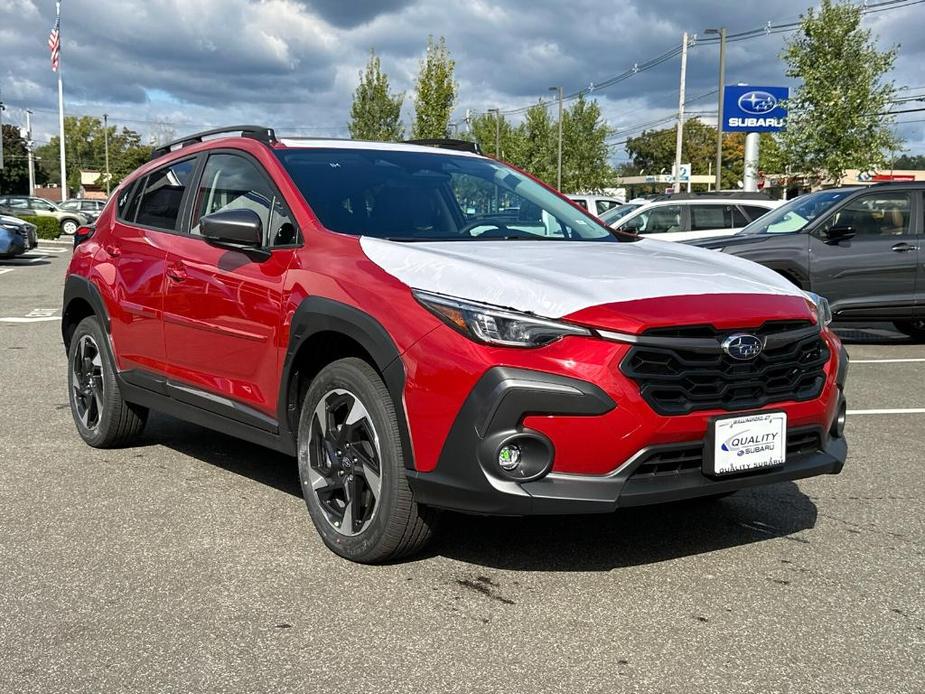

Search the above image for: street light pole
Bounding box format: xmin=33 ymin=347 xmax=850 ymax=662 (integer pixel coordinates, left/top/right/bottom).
xmin=705 ymin=27 xmax=727 ymax=191
xmin=673 ymin=33 xmax=689 ymax=194
xmin=0 ymin=87 xmax=5 ymax=175
xmin=26 ymin=110 xmax=35 ymax=197
xmin=549 ymin=86 xmax=563 ymax=191
xmin=103 ymin=113 xmax=110 ymax=196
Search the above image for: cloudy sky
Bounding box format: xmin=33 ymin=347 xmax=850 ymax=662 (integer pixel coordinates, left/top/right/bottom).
xmin=1 ymin=0 xmax=923 ymax=167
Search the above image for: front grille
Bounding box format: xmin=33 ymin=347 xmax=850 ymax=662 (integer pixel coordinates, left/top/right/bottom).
xmin=631 ymin=430 xmax=822 ymax=478
xmin=620 ymin=322 xmax=829 ymax=416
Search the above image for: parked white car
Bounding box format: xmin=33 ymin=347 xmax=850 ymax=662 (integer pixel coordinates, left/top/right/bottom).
xmin=567 ymin=194 xmax=624 ymax=217
xmin=604 ymin=194 xmax=782 ymax=242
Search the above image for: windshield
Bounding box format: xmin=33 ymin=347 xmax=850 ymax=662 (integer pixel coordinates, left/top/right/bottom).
xmin=600 ymin=202 xmax=642 ymax=225
xmin=276 ymin=148 xmax=625 ymax=242
xmin=740 ymin=190 xmax=855 ymax=235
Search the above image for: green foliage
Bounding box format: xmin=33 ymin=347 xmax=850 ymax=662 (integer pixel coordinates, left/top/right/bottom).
xmin=893 ymin=153 xmax=925 ymax=169
xmin=411 ymin=36 xmax=457 ymax=139
xmin=466 ymin=98 xmax=613 ymax=191
xmin=625 ymin=120 xmax=781 ymax=188
xmin=468 ymin=112 xmax=523 ymax=160
xmin=780 ymin=0 xmax=901 ymax=183
xmin=349 ymin=51 xmax=404 ymax=142
xmin=36 ymin=116 xmax=150 ymax=194
xmin=0 ymin=124 xmax=31 ymax=195
xmin=559 ymin=96 xmax=615 ymax=192
xmin=518 ymin=103 xmax=556 ymax=184
xmin=17 ymin=215 xmax=60 ymax=240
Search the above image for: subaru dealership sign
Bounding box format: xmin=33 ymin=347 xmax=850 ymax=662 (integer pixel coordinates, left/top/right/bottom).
xmin=722 ymin=85 xmax=788 ymax=132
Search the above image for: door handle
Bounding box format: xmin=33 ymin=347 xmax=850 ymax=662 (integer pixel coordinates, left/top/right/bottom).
xmin=104 ymin=244 xmax=121 ymax=257
xmin=891 ymin=242 xmax=918 ymax=253
xmin=166 ymin=262 xmax=188 ymax=283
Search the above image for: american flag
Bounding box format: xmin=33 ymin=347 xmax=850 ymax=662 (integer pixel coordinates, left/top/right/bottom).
xmin=48 ymin=5 xmax=61 ymax=72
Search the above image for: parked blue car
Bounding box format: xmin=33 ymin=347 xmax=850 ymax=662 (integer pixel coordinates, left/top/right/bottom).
xmin=0 ymin=214 xmax=38 ymax=258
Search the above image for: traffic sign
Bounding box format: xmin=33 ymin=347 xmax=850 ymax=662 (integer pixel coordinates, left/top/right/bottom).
xmin=722 ymin=85 xmax=788 ymax=132
xmin=671 ymin=163 xmax=691 ymax=182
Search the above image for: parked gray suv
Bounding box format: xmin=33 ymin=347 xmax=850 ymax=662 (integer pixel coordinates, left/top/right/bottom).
xmin=694 ymin=183 xmax=924 ymax=339
xmin=0 ymin=195 xmax=89 ymax=235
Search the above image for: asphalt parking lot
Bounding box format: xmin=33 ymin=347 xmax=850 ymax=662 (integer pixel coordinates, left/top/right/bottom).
xmin=1 ymin=245 xmax=922 ymax=694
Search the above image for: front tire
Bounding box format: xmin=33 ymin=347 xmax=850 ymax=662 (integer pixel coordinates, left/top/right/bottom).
xmin=894 ymin=320 xmax=925 ymax=342
xmin=67 ymin=316 xmax=148 ymax=447
xmin=61 ymin=218 xmax=79 ymax=235
xmin=297 ymin=358 xmax=438 ymax=563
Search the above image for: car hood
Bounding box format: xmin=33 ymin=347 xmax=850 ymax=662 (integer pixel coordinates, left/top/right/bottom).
xmin=0 ymin=214 xmax=26 ymax=227
xmin=360 ymin=236 xmax=805 ymax=320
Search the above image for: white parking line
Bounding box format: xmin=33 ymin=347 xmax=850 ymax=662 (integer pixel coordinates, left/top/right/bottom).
xmin=847 ymin=408 xmax=925 ymax=415
xmin=0 ymin=269 xmax=13 ymax=276
xmin=0 ymin=317 xmax=61 ymax=323
xmin=851 ymin=359 xmax=925 ymax=364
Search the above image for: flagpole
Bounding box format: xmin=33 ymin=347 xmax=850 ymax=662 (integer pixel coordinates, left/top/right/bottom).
xmin=55 ymin=0 xmax=67 ymax=201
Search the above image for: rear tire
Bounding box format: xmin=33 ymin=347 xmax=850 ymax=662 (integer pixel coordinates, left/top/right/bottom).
xmin=67 ymin=316 xmax=148 ymax=448
xmin=61 ymin=219 xmax=79 ymax=235
xmin=894 ymin=320 xmax=925 ymax=342
xmin=296 ymin=358 xmax=438 ymax=563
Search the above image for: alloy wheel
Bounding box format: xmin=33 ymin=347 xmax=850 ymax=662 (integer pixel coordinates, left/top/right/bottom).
xmin=62 ymin=220 xmax=78 ymax=235
xmin=306 ymin=388 xmax=383 ymax=536
xmin=71 ymin=334 xmax=104 ymax=431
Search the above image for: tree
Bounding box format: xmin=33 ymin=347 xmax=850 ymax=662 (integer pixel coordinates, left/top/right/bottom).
xmin=467 ymin=112 xmax=522 ymax=160
xmin=518 ymin=102 xmax=556 ymax=185
xmin=892 ymin=153 xmax=925 ymax=169
xmin=0 ymin=124 xmax=31 ymax=194
xmin=780 ymin=0 xmax=901 ymax=184
xmin=348 ymin=50 xmax=404 ymax=141
xmin=411 ymin=36 xmax=457 ymax=140
xmin=625 ymin=120 xmax=782 ymax=188
xmin=36 ymin=116 xmax=150 ymax=192
xmin=559 ymin=95 xmax=615 ymax=192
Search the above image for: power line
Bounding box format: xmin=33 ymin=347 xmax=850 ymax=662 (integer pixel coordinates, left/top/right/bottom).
xmin=478 ymin=0 xmax=921 ymax=117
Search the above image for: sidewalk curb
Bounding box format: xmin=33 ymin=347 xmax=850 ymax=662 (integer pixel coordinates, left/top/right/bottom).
xmin=38 ymin=238 xmax=74 ymax=247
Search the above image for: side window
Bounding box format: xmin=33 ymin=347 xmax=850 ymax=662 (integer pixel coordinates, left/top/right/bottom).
xmin=191 ymin=153 xmax=296 ymax=246
xmin=627 ymin=205 xmax=681 ymax=234
xmin=133 ymin=159 xmax=195 ymax=230
xmin=596 ymin=200 xmax=617 ymax=215
xmin=6 ymin=198 xmax=28 ymax=209
xmin=731 ymin=206 xmax=750 ymax=227
xmin=690 ymin=205 xmax=731 ymax=231
xmin=31 ymin=199 xmax=56 ymax=211
xmin=823 ymin=193 xmax=912 ymax=237
xmin=572 ymin=198 xmax=588 ymax=210
xmin=742 ymin=205 xmax=772 ymax=222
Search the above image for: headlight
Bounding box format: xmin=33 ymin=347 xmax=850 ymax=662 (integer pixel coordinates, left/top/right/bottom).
xmin=804 ymin=291 xmax=833 ymax=326
xmin=413 ymin=290 xmax=591 ymax=348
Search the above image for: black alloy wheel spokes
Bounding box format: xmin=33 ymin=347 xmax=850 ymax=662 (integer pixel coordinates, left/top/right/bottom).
xmin=307 ymin=389 xmax=383 ymax=536
xmin=71 ymin=334 xmax=104 ymax=431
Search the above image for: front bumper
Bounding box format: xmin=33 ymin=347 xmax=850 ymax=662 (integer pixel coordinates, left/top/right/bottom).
xmin=406 ymin=359 xmax=848 ymax=515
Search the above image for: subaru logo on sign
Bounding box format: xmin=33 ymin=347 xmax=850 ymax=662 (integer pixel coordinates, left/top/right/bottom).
xmin=722 ymin=334 xmax=764 ymax=361
xmin=738 ymin=90 xmax=778 ymax=115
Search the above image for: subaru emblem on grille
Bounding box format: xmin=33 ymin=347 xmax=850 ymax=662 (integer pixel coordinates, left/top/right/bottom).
xmin=722 ymin=333 xmax=764 ymax=361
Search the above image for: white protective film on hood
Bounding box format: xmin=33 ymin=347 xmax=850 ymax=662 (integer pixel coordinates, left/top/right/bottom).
xmin=360 ymin=237 xmax=805 ymax=318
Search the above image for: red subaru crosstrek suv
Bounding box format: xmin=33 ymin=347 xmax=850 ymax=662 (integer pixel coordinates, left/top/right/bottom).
xmin=63 ymin=126 xmax=848 ymax=563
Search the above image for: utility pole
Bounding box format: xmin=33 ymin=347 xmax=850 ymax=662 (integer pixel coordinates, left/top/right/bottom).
xmin=549 ymin=86 xmax=563 ymax=191
xmin=705 ymin=27 xmax=726 ymax=191
xmin=0 ymin=87 xmax=5 ymax=174
xmin=673 ymin=32 xmax=689 ymax=194
xmin=26 ymin=110 xmax=35 ymax=196
xmin=103 ymin=113 xmax=110 ymax=196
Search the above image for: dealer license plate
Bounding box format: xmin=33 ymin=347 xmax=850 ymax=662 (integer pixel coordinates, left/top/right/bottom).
xmin=706 ymin=412 xmax=787 ymax=476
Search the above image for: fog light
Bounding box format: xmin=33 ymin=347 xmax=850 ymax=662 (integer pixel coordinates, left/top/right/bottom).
xmin=498 ymin=444 xmax=522 ymax=471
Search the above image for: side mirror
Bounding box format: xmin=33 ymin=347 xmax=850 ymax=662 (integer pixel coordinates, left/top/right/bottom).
xmin=824 ymin=225 xmax=856 ymax=243
xmin=200 ymin=209 xmax=265 ymax=254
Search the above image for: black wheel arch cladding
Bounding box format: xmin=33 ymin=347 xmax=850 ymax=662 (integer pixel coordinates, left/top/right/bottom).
xmin=280 ymin=296 xmax=415 ymax=468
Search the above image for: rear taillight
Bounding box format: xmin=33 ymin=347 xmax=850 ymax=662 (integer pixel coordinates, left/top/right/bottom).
xmin=74 ymin=225 xmax=95 ymax=247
